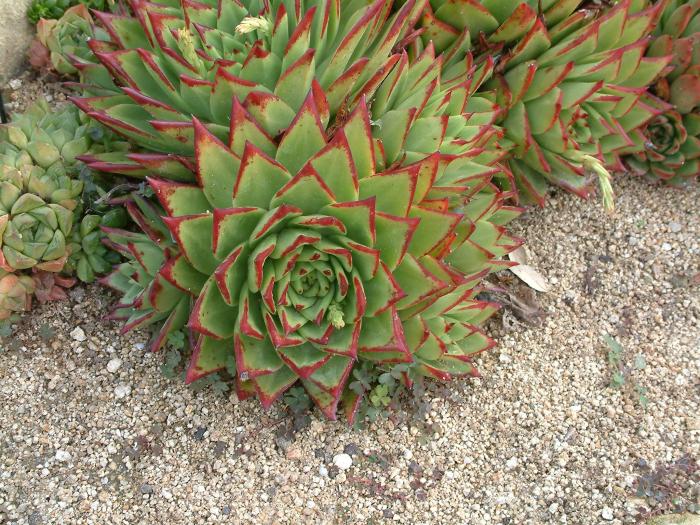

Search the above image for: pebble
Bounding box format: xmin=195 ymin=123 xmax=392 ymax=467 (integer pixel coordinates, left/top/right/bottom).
xmin=332 ymin=454 xmax=352 ymax=471
xmin=70 ymin=327 xmax=86 ymax=342
xmin=54 ymin=450 xmax=71 ymax=462
xmin=8 ymin=79 xmax=21 ymax=90
xmin=661 ymin=242 xmax=672 ymax=251
xmin=106 ymin=358 xmax=122 ymax=373
xmin=601 ymin=507 xmax=614 ymax=521
xmin=114 ymin=384 xmax=131 ymax=399
xmin=669 ymin=222 xmax=681 ymax=233
xmin=505 ymin=457 xmax=518 ymax=470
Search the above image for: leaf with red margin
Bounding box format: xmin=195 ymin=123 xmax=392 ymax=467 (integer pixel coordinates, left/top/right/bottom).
xmin=363 ymin=262 xmax=406 ymax=317
xmin=234 ymin=334 xmax=286 ymax=378
xmin=148 ymin=297 xmax=190 ymax=352
xmin=270 ymin=164 xmax=336 ymax=213
xmin=148 ymin=177 xmax=209 ymax=217
xmin=408 ymin=206 xmax=462 ymax=257
xmin=188 ymin=277 xmax=237 ymax=339
xmin=275 ymin=49 xmax=316 ymax=112
xmin=163 ymin=214 xmax=220 ymax=275
xmin=232 ymin=142 xmax=292 ymax=209
xmin=160 ymin=253 xmax=207 ymax=295
xmin=306 ymin=354 xmax=354 ymax=401
xmin=321 ymin=198 xmax=376 ymax=246
xmin=393 ymin=254 xmax=449 ymax=311
xmin=228 ymin=98 xmax=277 ymax=158
xmin=374 ymin=212 xmax=418 ymax=270
xmin=185 ymin=335 xmax=233 ymax=384
xmin=275 ymin=92 xmax=326 ymax=175
xmin=339 ymin=98 xmax=376 ymax=180
xmin=341 ymin=387 xmax=363 ymax=425
xmin=277 ymin=344 xmax=331 ymax=380
xmin=249 ymin=205 xmax=303 ymax=240
xmin=359 ymin=166 xmax=417 ymax=217
xmin=320 ymin=322 xmax=361 ymax=358
xmin=193 ymin=118 xmax=241 ymax=209
xmin=212 ymin=207 xmax=264 ymax=260
xmin=251 ymin=366 xmax=298 ymax=409
xmin=358 ymin=307 xmax=412 ymax=364
xmin=213 ymin=244 xmax=249 ymax=305
xmin=243 ymin=91 xmax=296 ymax=137
xmin=307 ymin=129 xmax=359 ymax=202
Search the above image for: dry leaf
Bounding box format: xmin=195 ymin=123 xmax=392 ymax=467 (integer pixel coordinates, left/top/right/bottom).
xmin=508 ymin=247 xmax=551 ymax=293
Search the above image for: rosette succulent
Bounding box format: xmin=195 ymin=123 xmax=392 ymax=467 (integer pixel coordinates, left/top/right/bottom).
xmin=101 ymin=97 xmax=521 ymax=419
xmin=34 ymin=4 xmax=108 ymax=75
xmin=0 ymin=100 xmax=93 ymax=176
xmin=0 ymin=165 xmax=81 ymax=272
xmin=624 ymin=0 xmax=700 ymax=185
xmin=409 ymin=0 xmax=671 ymax=207
xmin=79 ymin=0 xmax=524 ymax=419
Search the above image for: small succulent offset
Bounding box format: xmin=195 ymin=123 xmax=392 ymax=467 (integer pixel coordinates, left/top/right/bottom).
xmin=86 ymin=0 xmax=522 ymax=420
xmin=33 ymin=4 xmax=108 ymax=76
xmin=625 ymin=0 xmax=700 ymax=186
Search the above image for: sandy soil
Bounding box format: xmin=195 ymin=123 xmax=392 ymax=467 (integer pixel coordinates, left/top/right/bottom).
xmin=0 ymin=177 xmax=698 ymax=524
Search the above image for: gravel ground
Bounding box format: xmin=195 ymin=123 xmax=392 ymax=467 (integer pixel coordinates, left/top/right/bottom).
xmin=1 ymin=176 xmax=699 ymax=525
xmin=2 ymin=71 xmax=68 ymax=116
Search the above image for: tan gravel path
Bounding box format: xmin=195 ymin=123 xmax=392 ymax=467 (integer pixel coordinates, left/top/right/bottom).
xmin=1 ymin=177 xmax=698 ymax=525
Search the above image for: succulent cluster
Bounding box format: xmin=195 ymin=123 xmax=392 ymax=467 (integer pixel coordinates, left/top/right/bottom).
xmin=624 ymin=0 xmax=700 ymax=185
xmin=9 ymin=0 xmax=698 ymax=421
xmin=66 ymin=0 xmax=523 ymax=419
xmin=0 ymin=101 xmax=128 ymax=319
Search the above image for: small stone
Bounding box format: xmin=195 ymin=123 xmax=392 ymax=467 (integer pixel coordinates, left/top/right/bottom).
xmin=669 ymin=222 xmax=682 ymax=233
xmin=55 ymin=450 xmax=71 ymax=462
xmin=70 ymin=327 xmax=86 ymax=342
xmin=106 ymin=358 xmax=122 ymax=373
xmin=661 ymin=243 xmax=672 ymax=251
xmin=548 ymin=503 xmax=559 ymax=513
xmin=114 ymin=384 xmax=131 ymax=399
xmin=505 ymin=457 xmax=518 ymax=470
xmin=162 ymin=489 xmax=173 ymax=500
xmin=333 ymin=453 xmax=352 ymax=471
xmin=601 ymin=507 xmax=614 ymax=521
xmin=140 ymin=484 xmax=154 ymax=495
xmin=8 ymin=79 xmax=22 ymax=90
xmin=343 ymin=443 xmax=359 ymax=456
xmin=319 ymin=466 xmax=329 ymax=478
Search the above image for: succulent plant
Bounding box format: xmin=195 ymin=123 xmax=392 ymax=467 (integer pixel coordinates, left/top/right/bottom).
xmin=100 ymin=99 xmax=521 ymax=419
xmin=34 ymin=4 xmax=107 ymax=75
xmin=408 ymin=0 xmax=671 ymax=207
xmin=0 ymin=270 xmax=35 ymax=320
xmin=0 ymin=165 xmax=82 ymax=272
xmin=64 ymin=207 xmax=127 ymax=282
xmin=1 ymin=101 xmax=131 ymax=280
xmin=624 ymin=0 xmax=700 ymax=185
